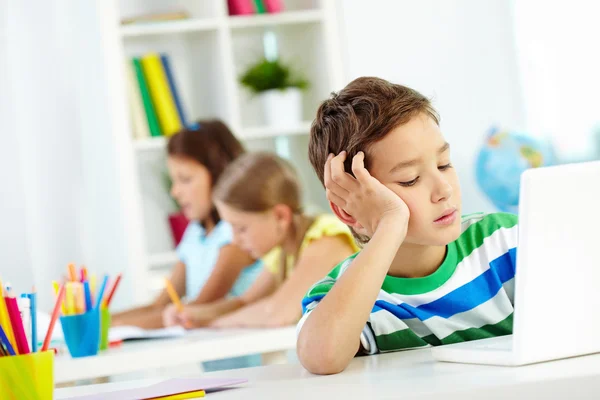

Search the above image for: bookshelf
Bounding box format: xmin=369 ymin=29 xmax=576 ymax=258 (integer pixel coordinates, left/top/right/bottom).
xmin=105 ymin=0 xmax=344 ymax=303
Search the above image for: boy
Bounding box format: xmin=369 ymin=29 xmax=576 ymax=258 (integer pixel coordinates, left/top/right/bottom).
xmin=297 ymin=77 xmax=518 ymax=375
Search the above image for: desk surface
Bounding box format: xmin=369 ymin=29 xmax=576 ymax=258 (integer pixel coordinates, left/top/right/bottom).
xmin=56 ymin=348 xmax=600 ymax=399
xmin=55 ymin=327 xmax=297 ymax=384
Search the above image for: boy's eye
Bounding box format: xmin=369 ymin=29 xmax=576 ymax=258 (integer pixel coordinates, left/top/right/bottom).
xmin=438 ymin=163 xmax=452 ymax=171
xmin=399 ymin=177 xmax=419 ymax=187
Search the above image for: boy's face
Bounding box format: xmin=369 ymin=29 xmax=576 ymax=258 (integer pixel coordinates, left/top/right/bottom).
xmin=367 ymin=113 xmax=462 ymax=246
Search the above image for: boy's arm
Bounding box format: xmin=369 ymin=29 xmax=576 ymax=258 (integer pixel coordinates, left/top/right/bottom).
xmin=297 ymin=151 xmax=409 ymax=375
xmin=297 ymin=217 xmax=406 ymax=374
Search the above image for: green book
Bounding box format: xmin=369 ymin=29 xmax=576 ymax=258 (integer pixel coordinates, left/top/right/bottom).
xmin=132 ymin=58 xmax=162 ymax=137
xmin=253 ymin=0 xmax=266 ymax=14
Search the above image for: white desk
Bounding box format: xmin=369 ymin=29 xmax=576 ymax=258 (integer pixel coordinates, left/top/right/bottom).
xmin=55 ymin=327 xmax=296 ymax=384
xmin=56 ymin=348 xmax=600 ymax=399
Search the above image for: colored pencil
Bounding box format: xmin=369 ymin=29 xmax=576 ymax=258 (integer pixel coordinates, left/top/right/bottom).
xmin=0 ymin=325 xmax=16 ymax=356
xmin=103 ymin=273 xmax=122 ymax=308
xmin=52 ymin=280 xmax=67 ymax=315
xmin=42 ymin=283 xmax=65 ymax=352
xmin=68 ymin=263 xmax=77 ymax=282
xmin=65 ymin=283 xmax=76 ymax=315
xmin=164 ymin=278 xmax=183 ymax=312
xmin=5 ymin=292 xmax=29 ymax=354
xmin=0 ymin=279 xmax=16 ymax=351
xmin=90 ymin=274 xmax=97 ymax=305
xmin=29 ymin=288 xmax=37 ymax=352
xmin=96 ymin=275 xmax=109 ymax=309
xmin=83 ymin=281 xmax=93 ymax=312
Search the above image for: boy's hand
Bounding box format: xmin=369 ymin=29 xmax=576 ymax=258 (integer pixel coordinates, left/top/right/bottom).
xmin=325 ymin=151 xmax=410 ymax=237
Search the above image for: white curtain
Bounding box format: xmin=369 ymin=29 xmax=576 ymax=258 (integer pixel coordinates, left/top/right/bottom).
xmin=0 ymin=0 xmax=140 ymax=310
xmin=512 ymin=0 xmax=600 ymax=161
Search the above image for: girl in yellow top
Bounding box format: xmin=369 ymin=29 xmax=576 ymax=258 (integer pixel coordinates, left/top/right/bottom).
xmin=167 ymin=152 xmax=359 ymax=328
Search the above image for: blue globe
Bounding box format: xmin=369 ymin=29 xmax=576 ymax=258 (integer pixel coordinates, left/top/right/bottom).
xmin=476 ymin=127 xmax=555 ymax=213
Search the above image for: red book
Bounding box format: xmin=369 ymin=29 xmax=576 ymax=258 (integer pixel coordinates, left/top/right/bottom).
xmin=263 ymin=0 xmax=283 ymax=13
xmin=228 ymin=0 xmax=254 ymax=15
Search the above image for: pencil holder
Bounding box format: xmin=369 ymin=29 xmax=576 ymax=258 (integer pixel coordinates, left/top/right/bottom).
xmin=60 ymin=308 xmax=100 ymax=358
xmin=99 ymin=308 xmax=111 ymax=351
xmin=0 ymin=350 xmax=54 ymax=400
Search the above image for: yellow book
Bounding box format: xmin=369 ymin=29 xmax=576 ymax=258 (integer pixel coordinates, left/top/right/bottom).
xmin=148 ymin=390 xmax=205 ymax=399
xmin=0 ymin=279 xmax=17 ymax=351
xmin=141 ymin=53 xmax=182 ymax=136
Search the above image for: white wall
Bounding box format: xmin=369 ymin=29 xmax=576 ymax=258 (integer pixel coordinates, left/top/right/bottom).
xmin=337 ymin=0 xmax=526 ymax=214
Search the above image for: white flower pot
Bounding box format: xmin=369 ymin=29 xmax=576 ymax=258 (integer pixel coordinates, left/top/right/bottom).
xmin=260 ymin=88 xmax=303 ymax=127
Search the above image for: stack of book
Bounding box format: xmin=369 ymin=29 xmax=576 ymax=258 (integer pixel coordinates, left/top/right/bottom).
xmin=125 ymin=53 xmax=188 ymax=140
xmin=228 ymin=0 xmax=284 ymax=16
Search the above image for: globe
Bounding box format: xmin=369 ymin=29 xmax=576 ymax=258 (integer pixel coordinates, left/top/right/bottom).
xmin=475 ymin=127 xmax=555 ymax=213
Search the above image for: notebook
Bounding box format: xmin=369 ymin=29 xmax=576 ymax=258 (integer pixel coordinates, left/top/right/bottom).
xmin=61 ymin=378 xmax=248 ymax=400
xmin=108 ymin=326 xmax=186 ymax=342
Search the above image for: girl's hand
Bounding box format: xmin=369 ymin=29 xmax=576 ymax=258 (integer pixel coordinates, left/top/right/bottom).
xmin=326 ymin=151 xmax=410 ymax=237
xmin=162 ymin=303 xmax=180 ymax=327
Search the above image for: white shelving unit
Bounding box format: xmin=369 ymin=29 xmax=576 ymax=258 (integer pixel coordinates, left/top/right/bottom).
xmin=103 ymin=0 xmax=344 ymax=304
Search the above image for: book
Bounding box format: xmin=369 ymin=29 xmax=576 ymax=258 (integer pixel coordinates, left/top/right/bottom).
xmin=263 ymin=0 xmax=284 ymax=13
xmin=227 ymin=0 xmax=254 ymax=16
xmin=125 ymin=61 xmax=150 ymax=139
xmin=108 ymin=325 xmax=185 ymax=342
xmin=160 ymin=54 xmax=188 ymax=128
xmin=253 ymin=0 xmax=266 ymax=14
xmin=62 ymin=378 xmax=247 ymax=400
xmin=141 ymin=53 xmax=182 ymax=137
xmin=132 ymin=58 xmax=162 ymax=137
xmin=121 ymin=11 xmax=190 ymax=25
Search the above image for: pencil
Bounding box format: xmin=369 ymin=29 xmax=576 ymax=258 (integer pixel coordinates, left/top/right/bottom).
xmin=53 ymin=280 xmax=67 ymax=315
xmin=148 ymin=390 xmax=205 ymax=399
xmin=29 ymin=288 xmax=37 ymax=352
xmin=5 ymin=291 xmax=29 ymax=354
xmin=103 ymin=273 xmax=122 ymax=308
xmin=83 ymin=281 xmax=93 ymax=312
xmin=0 ymin=325 xmax=16 ymax=356
xmin=164 ymin=278 xmax=183 ymax=312
xmin=95 ymin=275 xmax=109 ymax=310
xmin=42 ymin=283 xmax=66 ymax=352
xmin=68 ymin=263 xmax=77 ymax=282
xmin=0 ymin=279 xmax=16 ymax=352
xmin=65 ymin=283 xmax=76 ymax=315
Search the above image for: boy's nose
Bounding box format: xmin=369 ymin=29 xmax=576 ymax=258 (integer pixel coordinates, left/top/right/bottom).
xmin=432 ymin=180 xmax=453 ymax=203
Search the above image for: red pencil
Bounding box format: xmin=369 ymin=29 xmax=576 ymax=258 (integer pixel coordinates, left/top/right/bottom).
xmin=5 ymin=292 xmax=29 ymax=355
xmin=42 ymin=284 xmax=66 ymax=352
xmin=103 ymin=273 xmax=122 ymax=308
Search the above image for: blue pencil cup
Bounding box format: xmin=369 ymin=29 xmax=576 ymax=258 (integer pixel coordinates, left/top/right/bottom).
xmin=60 ymin=309 xmax=100 ymax=358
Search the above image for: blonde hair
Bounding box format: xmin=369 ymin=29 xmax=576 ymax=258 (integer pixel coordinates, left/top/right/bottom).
xmin=213 ymin=152 xmax=302 ymax=213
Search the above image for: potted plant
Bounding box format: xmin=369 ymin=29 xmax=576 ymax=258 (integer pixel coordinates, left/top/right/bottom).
xmin=240 ymin=57 xmax=309 ymax=127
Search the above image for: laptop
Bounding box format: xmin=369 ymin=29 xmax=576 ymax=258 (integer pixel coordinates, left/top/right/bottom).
xmin=431 ymin=161 xmax=600 ymax=366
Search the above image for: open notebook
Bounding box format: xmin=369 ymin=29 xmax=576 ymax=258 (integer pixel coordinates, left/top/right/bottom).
xmin=60 ymin=378 xmax=248 ymax=400
xmin=108 ymin=326 xmax=186 ymax=342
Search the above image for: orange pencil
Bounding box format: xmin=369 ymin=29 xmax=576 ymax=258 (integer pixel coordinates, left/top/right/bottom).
xmin=68 ymin=263 xmax=77 ymax=282
xmin=164 ymin=278 xmax=183 ymax=312
xmin=42 ymin=284 xmax=66 ymax=352
xmin=103 ymin=273 xmax=122 ymax=308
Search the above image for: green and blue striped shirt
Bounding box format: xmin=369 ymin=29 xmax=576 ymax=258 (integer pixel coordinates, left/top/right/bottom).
xmin=299 ymin=213 xmax=518 ymax=354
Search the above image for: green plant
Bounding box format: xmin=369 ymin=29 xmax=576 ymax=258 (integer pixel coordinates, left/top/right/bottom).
xmin=239 ymin=58 xmax=309 ymax=94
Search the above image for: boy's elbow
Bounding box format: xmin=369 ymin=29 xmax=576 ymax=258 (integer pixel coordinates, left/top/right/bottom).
xmin=296 ymin=328 xmax=350 ymax=375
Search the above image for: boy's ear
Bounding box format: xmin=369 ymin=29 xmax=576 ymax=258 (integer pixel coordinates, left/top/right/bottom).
xmin=329 ymin=201 xmax=357 ymax=226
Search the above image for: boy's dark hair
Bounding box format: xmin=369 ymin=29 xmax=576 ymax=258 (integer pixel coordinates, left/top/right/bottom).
xmin=168 ymin=119 xmax=245 ymax=226
xmin=308 ymin=77 xmax=439 ymax=242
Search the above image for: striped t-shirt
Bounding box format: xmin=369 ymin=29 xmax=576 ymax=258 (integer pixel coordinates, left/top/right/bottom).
xmin=299 ymin=213 xmax=518 ymax=354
